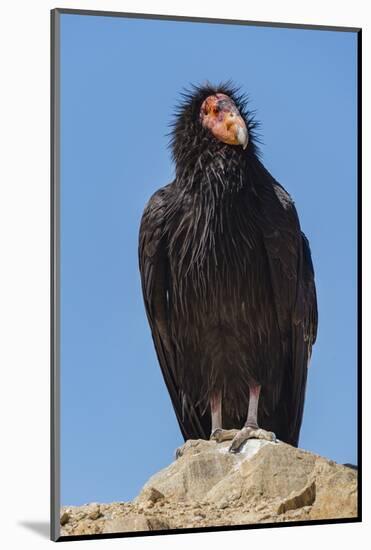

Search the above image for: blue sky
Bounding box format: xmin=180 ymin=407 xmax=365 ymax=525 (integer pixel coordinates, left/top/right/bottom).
xmin=60 ymin=13 xmax=358 ymax=506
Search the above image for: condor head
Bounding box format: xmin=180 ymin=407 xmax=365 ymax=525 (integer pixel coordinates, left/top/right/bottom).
xmin=199 ymin=93 xmax=248 ymax=149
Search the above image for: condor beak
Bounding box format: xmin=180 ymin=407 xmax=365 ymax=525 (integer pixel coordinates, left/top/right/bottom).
xmin=236 ymin=125 xmax=248 ymax=150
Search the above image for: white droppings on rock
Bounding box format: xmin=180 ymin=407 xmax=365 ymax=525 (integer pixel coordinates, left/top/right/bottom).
xmin=217 ymin=438 xmax=279 ymax=468
xmin=238 ymin=438 xmax=278 ymax=459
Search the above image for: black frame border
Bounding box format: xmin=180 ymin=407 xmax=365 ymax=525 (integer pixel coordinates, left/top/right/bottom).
xmin=51 ymin=8 xmax=362 ymax=543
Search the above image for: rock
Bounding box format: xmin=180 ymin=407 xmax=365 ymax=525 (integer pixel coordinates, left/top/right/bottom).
xmin=87 ymin=504 xmax=101 ymax=520
xmin=60 ymin=439 xmax=357 ymax=536
xmin=103 ymin=514 xmax=171 ymax=533
xmin=306 ymin=461 xmax=357 ymax=520
xmin=135 ymin=486 xmax=165 ymax=505
xmin=73 ymin=519 xmax=100 ymax=535
xmin=343 ymin=463 xmax=357 ymax=470
xmin=60 ymin=511 xmax=70 ymax=526
xmin=137 ymin=439 xmax=237 ymax=502
xmin=277 ymin=481 xmax=316 ymax=514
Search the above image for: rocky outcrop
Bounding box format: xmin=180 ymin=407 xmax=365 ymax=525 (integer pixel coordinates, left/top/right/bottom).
xmin=60 ymin=439 xmax=358 ymax=536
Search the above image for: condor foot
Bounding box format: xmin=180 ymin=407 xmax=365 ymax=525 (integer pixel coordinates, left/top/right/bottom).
xmin=210 ymin=428 xmax=240 ymax=443
xmin=228 ymin=426 xmax=276 ymax=453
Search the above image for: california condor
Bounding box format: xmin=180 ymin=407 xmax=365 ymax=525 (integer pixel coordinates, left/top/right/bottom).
xmin=139 ymin=82 xmax=317 ymax=451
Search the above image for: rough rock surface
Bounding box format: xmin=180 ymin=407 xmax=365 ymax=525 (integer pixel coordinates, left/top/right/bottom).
xmin=60 ymin=439 xmax=357 ymax=536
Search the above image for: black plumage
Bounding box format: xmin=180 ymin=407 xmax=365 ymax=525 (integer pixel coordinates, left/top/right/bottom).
xmin=138 ymin=82 xmax=317 ymax=447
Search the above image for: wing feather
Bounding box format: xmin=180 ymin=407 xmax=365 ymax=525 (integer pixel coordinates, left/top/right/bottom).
xmin=261 ymin=179 xmax=318 ymax=445
xmin=138 ymin=186 xmax=208 ymax=441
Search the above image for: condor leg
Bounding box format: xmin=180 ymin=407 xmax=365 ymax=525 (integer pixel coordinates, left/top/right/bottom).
xmin=209 ymin=392 xmax=239 ymax=442
xmin=229 ymin=384 xmax=276 ymax=453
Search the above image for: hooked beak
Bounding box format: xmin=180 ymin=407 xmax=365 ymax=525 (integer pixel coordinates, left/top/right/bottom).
xmin=236 ymin=125 xmax=248 ymax=150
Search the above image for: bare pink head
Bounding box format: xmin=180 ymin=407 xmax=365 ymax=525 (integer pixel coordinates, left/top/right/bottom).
xmin=199 ymin=93 xmax=248 ymax=149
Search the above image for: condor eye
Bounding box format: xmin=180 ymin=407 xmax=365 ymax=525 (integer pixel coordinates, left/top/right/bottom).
xmin=213 ymin=105 xmax=220 ymax=114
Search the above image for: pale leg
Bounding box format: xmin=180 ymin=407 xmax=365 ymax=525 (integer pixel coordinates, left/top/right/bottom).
xmin=209 ymin=392 xmax=239 ymax=442
xmin=229 ymin=384 xmax=276 ymax=453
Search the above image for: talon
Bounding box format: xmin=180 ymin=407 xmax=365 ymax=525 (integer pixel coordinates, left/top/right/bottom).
xmin=228 ymin=427 xmax=251 ymax=453
xmin=210 ymin=428 xmax=239 ymax=442
xmin=228 ymin=426 xmax=277 ymax=453
xmin=253 ymin=429 xmax=276 ymax=442
xmin=210 ymin=428 xmax=223 ymax=442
